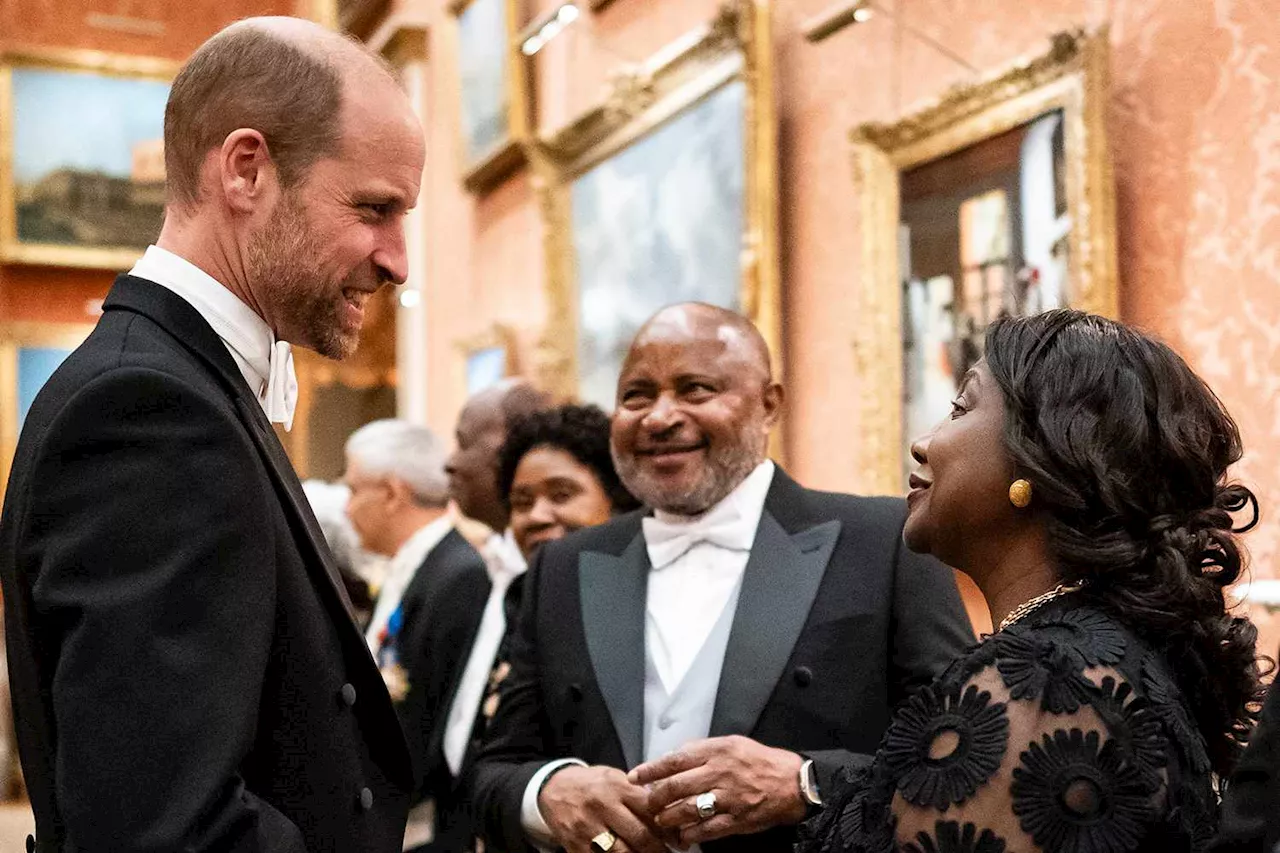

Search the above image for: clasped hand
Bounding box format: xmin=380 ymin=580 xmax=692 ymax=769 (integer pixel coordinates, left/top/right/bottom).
xmin=539 ymin=737 xmax=806 ymax=852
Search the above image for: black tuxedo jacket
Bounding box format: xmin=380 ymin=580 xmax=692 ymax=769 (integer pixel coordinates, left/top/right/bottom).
xmin=466 ymin=468 xmax=974 ymax=853
xmin=0 ymin=275 xmax=413 ymax=852
xmin=390 ymin=528 xmax=489 ymax=843
xmin=1212 ymin=661 xmax=1280 ymax=852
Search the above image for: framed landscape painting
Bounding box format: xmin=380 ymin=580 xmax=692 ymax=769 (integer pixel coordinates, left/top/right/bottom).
xmin=532 ymin=1 xmax=780 ymax=421
xmin=0 ymin=322 xmax=93 ymax=500
xmin=451 ymin=0 xmax=524 ymax=192
xmin=0 ymin=50 xmax=176 ymax=269
xmin=570 ymin=81 xmax=746 ymax=409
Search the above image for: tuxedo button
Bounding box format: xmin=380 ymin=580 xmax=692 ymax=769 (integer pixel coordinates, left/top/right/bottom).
xmin=340 ymin=683 xmax=357 ymax=707
xmin=658 ymin=713 xmax=675 ymax=730
xmin=793 ymin=666 xmax=813 ymax=687
xmin=568 ymin=683 xmax=584 ymax=702
xmin=358 ymin=787 xmax=374 ymax=811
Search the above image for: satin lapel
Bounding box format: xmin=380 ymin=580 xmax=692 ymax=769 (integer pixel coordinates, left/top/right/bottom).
xmin=709 ymin=513 xmax=841 ymax=737
xmin=578 ymin=534 xmax=649 ymax=769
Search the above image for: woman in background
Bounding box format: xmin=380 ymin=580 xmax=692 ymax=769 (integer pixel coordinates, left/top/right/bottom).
xmin=497 ymin=403 xmax=641 ymax=561
xmin=800 ymin=309 xmax=1264 ymax=853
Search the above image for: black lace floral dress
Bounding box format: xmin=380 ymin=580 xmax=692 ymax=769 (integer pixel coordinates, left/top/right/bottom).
xmin=799 ymin=595 xmax=1217 ymax=853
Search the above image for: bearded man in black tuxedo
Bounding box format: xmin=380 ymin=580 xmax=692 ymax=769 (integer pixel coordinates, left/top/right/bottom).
xmin=466 ymin=303 xmax=974 ymax=853
xmin=0 ymin=16 xmax=425 ymax=853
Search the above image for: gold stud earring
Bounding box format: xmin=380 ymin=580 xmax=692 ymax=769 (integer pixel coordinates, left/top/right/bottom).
xmin=1009 ymin=479 xmax=1033 ymax=509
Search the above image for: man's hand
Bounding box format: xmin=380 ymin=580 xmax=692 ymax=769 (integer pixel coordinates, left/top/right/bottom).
xmin=538 ymin=765 xmax=670 ymax=853
xmin=627 ymin=736 xmax=807 ymax=847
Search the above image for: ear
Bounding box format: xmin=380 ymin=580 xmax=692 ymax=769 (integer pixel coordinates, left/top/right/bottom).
xmin=384 ymin=476 xmax=415 ymax=510
xmin=761 ymin=382 xmax=785 ymax=431
xmin=217 ymin=128 xmax=278 ymax=215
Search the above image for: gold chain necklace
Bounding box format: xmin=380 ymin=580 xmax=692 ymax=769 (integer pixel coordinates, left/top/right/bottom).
xmin=997 ymin=582 xmax=1083 ymax=632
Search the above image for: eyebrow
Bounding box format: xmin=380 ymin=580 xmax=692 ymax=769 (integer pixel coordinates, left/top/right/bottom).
xmin=957 ymin=368 xmax=980 ymax=393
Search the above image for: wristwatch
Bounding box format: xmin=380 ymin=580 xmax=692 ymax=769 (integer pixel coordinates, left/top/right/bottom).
xmin=799 ymin=758 xmax=823 ymax=815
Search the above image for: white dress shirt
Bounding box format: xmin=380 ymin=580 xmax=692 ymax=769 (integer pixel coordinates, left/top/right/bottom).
xmin=441 ymin=528 xmax=527 ymax=776
xmin=520 ymin=461 xmax=776 ymax=846
xmin=129 ymin=245 xmax=298 ymax=430
xmin=364 ymin=515 xmax=455 ymax=656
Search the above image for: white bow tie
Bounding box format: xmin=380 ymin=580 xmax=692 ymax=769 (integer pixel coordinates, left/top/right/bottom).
xmin=264 ymin=340 xmax=298 ymax=431
xmin=484 ymin=532 xmax=527 ymax=587
xmin=642 ymin=507 xmax=756 ymax=570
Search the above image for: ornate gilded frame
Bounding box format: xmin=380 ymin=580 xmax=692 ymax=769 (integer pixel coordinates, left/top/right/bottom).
xmin=526 ymin=0 xmax=780 ymax=410
xmin=449 ymin=0 xmax=528 ymax=193
xmin=457 ymin=322 xmax=519 ymax=394
xmin=0 ymin=47 xmax=178 ymax=269
xmin=0 ymin=321 xmax=95 ymax=501
xmin=849 ymin=29 xmax=1117 ymax=494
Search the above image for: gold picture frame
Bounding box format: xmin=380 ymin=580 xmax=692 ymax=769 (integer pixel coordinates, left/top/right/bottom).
xmin=458 ymin=322 xmax=519 ymax=395
xmin=526 ymin=0 xmax=780 ymax=418
xmin=450 ymin=0 xmax=528 ymax=193
xmin=849 ymin=29 xmax=1118 ymax=494
xmin=0 ymin=47 xmax=179 ymax=270
xmin=0 ymin=321 xmax=95 ymax=501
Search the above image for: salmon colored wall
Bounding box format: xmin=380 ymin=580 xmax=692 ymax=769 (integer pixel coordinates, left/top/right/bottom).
xmin=0 ymin=0 xmax=302 ymax=326
xmin=407 ymin=0 xmax=1280 ymax=638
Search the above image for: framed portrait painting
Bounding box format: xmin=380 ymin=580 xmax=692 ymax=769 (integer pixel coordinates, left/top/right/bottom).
xmin=0 ymin=49 xmax=177 ymax=269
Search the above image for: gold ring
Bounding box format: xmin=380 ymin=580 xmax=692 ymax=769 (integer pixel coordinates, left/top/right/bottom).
xmin=591 ymin=831 xmax=616 ymax=853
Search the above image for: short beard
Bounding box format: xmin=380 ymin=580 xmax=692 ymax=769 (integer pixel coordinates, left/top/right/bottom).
xmin=246 ymin=192 xmax=357 ymax=361
xmin=613 ymin=419 xmax=766 ymax=516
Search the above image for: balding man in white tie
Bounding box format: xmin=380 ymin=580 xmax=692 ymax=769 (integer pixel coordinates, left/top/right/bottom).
xmin=0 ymin=17 xmax=424 ymax=852
xmin=466 ymin=303 xmax=974 ymax=853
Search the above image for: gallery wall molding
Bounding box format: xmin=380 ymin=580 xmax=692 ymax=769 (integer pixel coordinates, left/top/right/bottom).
xmin=849 ymin=27 xmax=1118 ymax=495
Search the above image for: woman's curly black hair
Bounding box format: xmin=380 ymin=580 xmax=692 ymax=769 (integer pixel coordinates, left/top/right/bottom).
xmin=984 ymin=308 xmax=1265 ymax=777
xmin=497 ymin=403 xmax=641 ymax=514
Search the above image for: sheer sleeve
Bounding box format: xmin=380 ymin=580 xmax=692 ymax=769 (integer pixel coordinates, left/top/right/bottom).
xmin=798 ymin=606 xmax=1212 ymax=853
xmin=883 ymin=611 xmax=1176 ymax=853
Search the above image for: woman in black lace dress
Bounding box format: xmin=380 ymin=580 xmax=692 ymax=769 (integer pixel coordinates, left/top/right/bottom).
xmin=801 ymin=309 xmax=1265 ymax=853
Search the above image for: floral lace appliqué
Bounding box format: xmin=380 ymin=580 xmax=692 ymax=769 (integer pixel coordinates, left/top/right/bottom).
xmin=1012 ymin=728 xmax=1156 ymax=853
xmin=994 ymin=631 xmax=1096 ymax=714
xmin=884 ymin=683 xmax=1010 ymax=809
xmin=903 ymin=821 xmax=1008 ymax=853
xmin=1034 ymin=609 xmax=1127 ymax=666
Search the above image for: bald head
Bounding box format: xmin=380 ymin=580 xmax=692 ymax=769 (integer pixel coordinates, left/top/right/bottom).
xmin=466 ymin=378 xmax=552 ymax=427
xmin=612 ymin=303 xmax=783 ymax=515
xmin=164 ymin=16 xmax=402 ymax=210
xmin=626 ymin=303 xmax=773 ymax=386
xmin=447 ymin=379 xmax=553 ymax=530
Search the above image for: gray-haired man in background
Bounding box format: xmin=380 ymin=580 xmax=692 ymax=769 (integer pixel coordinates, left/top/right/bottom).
xmin=344 ymin=420 xmax=491 ymax=852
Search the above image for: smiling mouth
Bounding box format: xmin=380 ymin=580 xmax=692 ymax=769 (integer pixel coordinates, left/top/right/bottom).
xmin=908 ymin=473 xmax=931 ymax=491
xmin=638 ymin=444 xmax=706 ymax=459
xmin=342 ymin=288 xmax=371 ymax=311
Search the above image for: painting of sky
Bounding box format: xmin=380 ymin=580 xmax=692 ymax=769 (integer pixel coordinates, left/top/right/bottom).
xmin=13 ymin=68 xmax=168 ymax=184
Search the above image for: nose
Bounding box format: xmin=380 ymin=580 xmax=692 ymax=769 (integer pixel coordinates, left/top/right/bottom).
xmin=372 ymin=221 xmax=409 ymax=286
xmin=528 ymin=495 xmax=557 ymax=526
xmin=909 ymin=431 xmax=931 ymax=466
xmin=640 ymin=393 xmax=683 ymax=432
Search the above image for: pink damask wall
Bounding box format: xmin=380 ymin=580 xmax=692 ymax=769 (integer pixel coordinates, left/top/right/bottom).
xmin=410 ymin=0 xmax=1280 ymax=635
